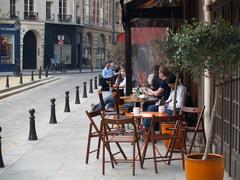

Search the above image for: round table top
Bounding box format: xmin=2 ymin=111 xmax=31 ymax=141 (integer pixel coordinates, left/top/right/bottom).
xmin=126 ymin=111 xmax=168 ymax=118
xmin=124 ymin=96 xmax=159 ymax=103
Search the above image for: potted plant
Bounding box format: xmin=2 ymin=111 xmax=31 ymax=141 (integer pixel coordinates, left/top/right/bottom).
xmin=163 ymin=20 xmax=240 ymax=180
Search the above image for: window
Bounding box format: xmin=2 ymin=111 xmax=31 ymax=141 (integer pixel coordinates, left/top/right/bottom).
xmin=99 ymin=0 xmax=104 ymax=27
xmin=24 ymin=0 xmax=37 ymax=20
xmin=96 ymin=35 xmax=105 ymax=68
xmin=83 ymin=33 xmax=92 ymax=68
xmin=24 ymin=0 xmax=34 ymax=12
xmin=10 ymin=0 xmax=16 ymax=18
xmin=109 ymin=0 xmax=112 ymax=26
xmin=116 ymin=2 xmax=120 ymax=24
xmin=59 ymin=0 xmax=66 ymax=14
xmin=1 ymin=34 xmax=15 ymax=64
xmin=46 ymin=1 xmax=52 ymax=20
xmin=84 ymin=0 xmax=90 ymax=24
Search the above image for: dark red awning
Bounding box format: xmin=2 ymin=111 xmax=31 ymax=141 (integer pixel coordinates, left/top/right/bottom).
xmin=117 ymin=27 xmax=167 ymax=45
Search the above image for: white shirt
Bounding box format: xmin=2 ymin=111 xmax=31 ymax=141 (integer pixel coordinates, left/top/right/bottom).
xmin=114 ymin=77 xmax=126 ymax=95
xmin=166 ymin=84 xmax=187 ymax=110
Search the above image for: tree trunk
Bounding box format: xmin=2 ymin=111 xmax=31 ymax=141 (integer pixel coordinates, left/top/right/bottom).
xmin=172 ymin=72 xmax=179 ymax=115
xmin=202 ymin=86 xmax=218 ymax=160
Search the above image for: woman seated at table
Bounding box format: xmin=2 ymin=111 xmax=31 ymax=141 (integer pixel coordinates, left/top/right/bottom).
xmin=147 ymin=64 xmax=161 ymax=91
xmin=91 ymin=68 xmax=126 ymax=111
xmin=143 ymin=73 xmax=187 ymax=129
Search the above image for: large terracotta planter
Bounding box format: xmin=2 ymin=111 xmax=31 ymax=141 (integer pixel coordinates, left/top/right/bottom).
xmin=161 ymin=123 xmax=182 ymax=149
xmin=185 ymin=153 xmax=224 ymax=180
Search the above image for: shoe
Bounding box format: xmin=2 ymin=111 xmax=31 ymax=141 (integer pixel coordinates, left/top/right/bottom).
xmin=91 ymin=103 xmax=96 ymax=112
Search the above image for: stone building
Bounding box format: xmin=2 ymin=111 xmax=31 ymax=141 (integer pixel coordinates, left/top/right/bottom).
xmin=0 ymin=0 xmax=123 ymax=71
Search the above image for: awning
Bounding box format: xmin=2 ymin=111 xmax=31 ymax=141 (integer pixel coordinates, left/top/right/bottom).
xmin=117 ymin=27 xmax=167 ymax=45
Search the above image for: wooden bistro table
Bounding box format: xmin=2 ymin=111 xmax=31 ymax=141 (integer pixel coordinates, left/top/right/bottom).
xmin=120 ymin=95 xmax=159 ymax=108
xmin=126 ymin=111 xmax=169 ymax=161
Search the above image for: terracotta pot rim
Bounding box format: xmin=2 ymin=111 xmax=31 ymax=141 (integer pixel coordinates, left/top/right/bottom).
xmin=186 ymin=153 xmax=224 ymax=161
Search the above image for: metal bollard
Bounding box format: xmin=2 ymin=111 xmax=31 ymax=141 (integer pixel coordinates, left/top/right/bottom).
xmin=39 ymin=66 xmax=42 ymax=79
xmin=94 ymin=76 xmax=98 ymax=89
xmin=82 ymin=82 xmax=87 ymax=98
xmin=49 ymin=98 xmax=57 ymax=124
xmin=45 ymin=67 xmax=48 ymax=77
xmin=19 ymin=73 xmax=23 ymax=84
xmin=6 ymin=76 xmax=9 ymax=88
xmin=89 ymin=79 xmax=93 ymax=93
xmin=31 ymin=71 xmax=34 ymax=81
xmin=75 ymin=86 xmax=80 ymax=104
xmin=28 ymin=109 xmax=38 ymax=140
xmin=0 ymin=127 xmax=4 ymax=168
xmin=64 ymin=91 xmax=71 ymax=112
xmin=98 ymin=74 xmax=102 ymax=86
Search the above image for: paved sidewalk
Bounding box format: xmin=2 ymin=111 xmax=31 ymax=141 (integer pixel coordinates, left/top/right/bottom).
xmin=0 ymin=88 xmax=186 ymax=180
xmin=0 ymin=77 xmax=232 ymax=180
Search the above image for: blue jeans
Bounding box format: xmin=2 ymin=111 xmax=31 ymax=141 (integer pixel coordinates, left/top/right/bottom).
xmin=95 ymin=94 xmax=115 ymax=110
xmin=142 ymin=105 xmax=158 ymax=129
xmin=165 ymin=108 xmax=173 ymax=116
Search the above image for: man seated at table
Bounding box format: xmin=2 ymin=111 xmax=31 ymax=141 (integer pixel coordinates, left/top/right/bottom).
xmin=101 ymin=61 xmax=116 ymax=91
xmin=143 ymin=66 xmax=171 ymax=111
xmin=164 ymin=74 xmax=187 ymax=116
xmin=91 ymin=68 xmax=126 ymax=111
xmin=143 ymin=73 xmax=187 ymax=129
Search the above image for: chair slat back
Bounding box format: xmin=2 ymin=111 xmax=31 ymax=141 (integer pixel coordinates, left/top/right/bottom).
xmin=98 ymin=90 xmax=105 ymax=111
xmin=85 ymin=110 xmax=103 ymax=134
xmin=112 ymin=91 xmax=120 ymax=116
xmin=180 ymin=106 xmax=203 ymax=114
xmin=102 ymin=115 xmax=134 ymax=125
xmin=180 ymin=106 xmax=205 ymax=125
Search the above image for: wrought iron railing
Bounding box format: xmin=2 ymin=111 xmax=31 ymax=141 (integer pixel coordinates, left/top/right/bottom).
xmin=46 ymin=14 xmax=55 ymax=21
xmin=24 ymin=11 xmax=38 ymax=20
xmin=58 ymin=14 xmax=72 ymax=22
xmin=10 ymin=11 xmax=19 ymax=19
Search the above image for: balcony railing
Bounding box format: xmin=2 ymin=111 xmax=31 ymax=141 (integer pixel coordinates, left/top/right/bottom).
xmin=99 ymin=18 xmax=104 ymax=27
xmin=58 ymin=14 xmax=72 ymax=22
xmin=46 ymin=14 xmax=55 ymax=21
xmin=10 ymin=11 xmax=19 ymax=19
xmin=76 ymin=16 xmax=81 ymax=24
xmin=24 ymin=11 xmax=38 ymax=20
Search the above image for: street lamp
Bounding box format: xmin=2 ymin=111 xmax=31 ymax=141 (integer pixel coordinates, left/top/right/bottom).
xmin=14 ymin=19 xmax=21 ymax=31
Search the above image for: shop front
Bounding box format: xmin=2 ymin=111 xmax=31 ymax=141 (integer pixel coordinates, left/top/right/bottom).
xmin=0 ymin=24 xmax=20 ymax=72
xmin=44 ymin=23 xmax=83 ymax=70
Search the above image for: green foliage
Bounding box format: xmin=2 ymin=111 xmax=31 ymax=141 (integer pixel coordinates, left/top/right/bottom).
xmin=163 ymin=20 xmax=240 ymax=81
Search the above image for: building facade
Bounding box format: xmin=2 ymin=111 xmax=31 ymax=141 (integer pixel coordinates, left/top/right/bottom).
xmin=0 ymin=0 xmax=123 ymax=71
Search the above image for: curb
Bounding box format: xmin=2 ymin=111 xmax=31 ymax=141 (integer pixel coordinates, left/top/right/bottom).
xmin=0 ymin=77 xmax=60 ymax=100
xmin=0 ymin=77 xmax=53 ymax=94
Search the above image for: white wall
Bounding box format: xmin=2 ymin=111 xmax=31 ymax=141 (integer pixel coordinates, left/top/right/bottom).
xmin=0 ymin=0 xmax=10 ymax=18
xmin=35 ymin=0 xmax=46 ymax=21
xmin=15 ymin=0 xmax=24 ymax=20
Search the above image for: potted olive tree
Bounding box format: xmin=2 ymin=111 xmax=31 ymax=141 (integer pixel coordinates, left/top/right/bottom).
xmin=164 ymin=20 xmax=240 ymax=180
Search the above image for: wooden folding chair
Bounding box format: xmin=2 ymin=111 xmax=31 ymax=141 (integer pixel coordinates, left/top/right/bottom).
xmin=142 ymin=114 xmax=185 ymax=173
xmin=85 ymin=110 xmax=127 ymax=165
xmin=85 ymin=110 xmax=103 ymax=164
xmin=180 ymin=106 xmax=206 ymax=154
xmin=98 ymin=90 xmax=125 ymax=116
xmin=102 ymin=115 xmax=143 ymax=176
